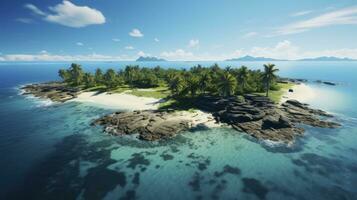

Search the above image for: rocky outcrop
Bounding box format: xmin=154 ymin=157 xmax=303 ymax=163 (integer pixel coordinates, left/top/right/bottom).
xmin=93 ymin=95 xmax=341 ymax=143
xmin=21 ymin=82 xmax=80 ymax=102
xmin=195 ymin=95 xmax=340 ymax=143
xmin=93 ymin=110 xmax=200 ymax=141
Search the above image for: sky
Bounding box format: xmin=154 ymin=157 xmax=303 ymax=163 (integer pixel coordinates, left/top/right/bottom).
xmin=0 ymin=0 xmax=357 ymax=61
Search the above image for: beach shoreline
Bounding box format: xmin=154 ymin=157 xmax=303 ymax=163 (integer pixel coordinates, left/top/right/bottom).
xmin=279 ymin=83 xmax=316 ymax=104
xmin=71 ymin=91 xmax=161 ymax=110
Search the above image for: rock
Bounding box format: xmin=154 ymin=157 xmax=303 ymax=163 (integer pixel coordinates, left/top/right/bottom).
xmin=288 ymin=89 xmax=293 ymax=92
xmin=21 ymin=82 xmax=79 ymax=102
xmin=323 ymin=81 xmax=337 ymax=86
xmin=92 ymin=110 xmax=193 ymax=141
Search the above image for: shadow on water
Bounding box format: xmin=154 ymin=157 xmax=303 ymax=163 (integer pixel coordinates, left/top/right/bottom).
xmin=5 ymin=134 xmax=132 ymax=200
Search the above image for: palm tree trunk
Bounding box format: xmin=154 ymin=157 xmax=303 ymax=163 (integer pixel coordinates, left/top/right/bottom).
xmin=266 ymin=81 xmax=269 ymax=97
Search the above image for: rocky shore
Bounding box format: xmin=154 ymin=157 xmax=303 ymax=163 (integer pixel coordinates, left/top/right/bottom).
xmin=22 ymin=82 xmax=341 ymax=144
xmin=92 ymin=110 xmax=219 ymax=141
xmin=93 ymin=94 xmax=340 ymax=143
xmin=21 ymin=82 xmax=80 ymax=102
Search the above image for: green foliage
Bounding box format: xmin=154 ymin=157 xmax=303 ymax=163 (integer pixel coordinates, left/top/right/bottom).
xmin=216 ymin=71 xmax=237 ymax=96
xmin=57 ymin=63 xmax=282 ymax=101
xmin=104 ymin=69 xmax=120 ymax=89
xmin=94 ymin=68 xmax=104 ymax=85
xmin=262 ymin=63 xmax=279 ymax=97
xmin=83 ymin=73 xmax=95 ymax=88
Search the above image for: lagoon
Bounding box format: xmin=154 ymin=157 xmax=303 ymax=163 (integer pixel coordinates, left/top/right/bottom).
xmin=1 ymin=61 xmax=357 ymax=199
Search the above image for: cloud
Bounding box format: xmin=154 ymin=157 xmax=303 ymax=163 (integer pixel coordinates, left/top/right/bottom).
xmin=242 ymin=32 xmax=258 ymax=38
xmin=291 ymin=10 xmax=313 ymax=17
xmin=188 ymin=39 xmax=199 ymax=48
xmin=125 ymin=46 xmax=134 ymax=50
xmin=154 ymin=38 xmax=160 ymax=42
xmin=16 ymin=18 xmax=34 ymax=24
xmin=25 ymin=1 xmax=105 ymax=28
xmin=227 ymin=40 xmax=357 ymax=60
xmin=160 ymin=49 xmax=194 ymax=60
xmin=25 ymin=4 xmax=46 ymax=16
xmin=137 ymin=51 xmax=150 ymax=57
xmin=276 ymin=6 xmax=357 ymax=35
xmin=0 ymin=53 xmax=131 ymax=62
xmin=112 ymin=38 xmax=120 ymax=42
xmin=76 ymin=42 xmax=84 ymax=46
xmin=129 ymin=29 xmax=144 ymax=37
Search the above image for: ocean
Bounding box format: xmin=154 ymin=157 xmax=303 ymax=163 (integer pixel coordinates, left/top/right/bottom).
xmin=0 ymin=61 xmax=357 ymax=199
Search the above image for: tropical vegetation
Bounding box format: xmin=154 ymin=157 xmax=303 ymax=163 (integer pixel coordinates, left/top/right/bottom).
xmin=58 ymin=63 xmax=281 ymax=101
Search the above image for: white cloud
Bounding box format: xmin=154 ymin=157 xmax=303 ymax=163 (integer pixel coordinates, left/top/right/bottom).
xmin=188 ymin=39 xmax=199 ymax=48
xmin=112 ymin=38 xmax=120 ymax=42
xmin=39 ymin=50 xmax=48 ymax=54
xmin=129 ymin=29 xmax=144 ymax=37
xmin=125 ymin=46 xmax=134 ymax=50
xmin=25 ymin=1 xmax=105 ymax=28
xmin=25 ymin=4 xmax=46 ymax=16
xmin=76 ymin=42 xmax=84 ymax=46
xmin=276 ymin=6 xmax=357 ymax=35
xmin=242 ymin=32 xmax=258 ymax=38
xmin=227 ymin=40 xmax=357 ymax=60
xmin=0 ymin=53 xmax=131 ymax=62
xmin=291 ymin=10 xmax=313 ymax=17
xmin=137 ymin=51 xmax=150 ymax=57
xmin=160 ymin=49 xmax=194 ymax=61
xmin=154 ymin=38 xmax=160 ymax=42
xmin=16 ymin=18 xmax=34 ymax=24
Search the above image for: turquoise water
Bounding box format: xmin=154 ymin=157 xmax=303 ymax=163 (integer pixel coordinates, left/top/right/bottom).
xmin=0 ymin=61 xmax=357 ymax=199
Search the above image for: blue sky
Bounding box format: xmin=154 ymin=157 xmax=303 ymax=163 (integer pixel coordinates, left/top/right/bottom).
xmin=0 ymin=0 xmax=357 ymax=61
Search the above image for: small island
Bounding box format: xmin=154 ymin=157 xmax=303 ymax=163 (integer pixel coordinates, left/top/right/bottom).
xmin=136 ymin=56 xmax=167 ymax=62
xmin=21 ymin=63 xmax=340 ymax=144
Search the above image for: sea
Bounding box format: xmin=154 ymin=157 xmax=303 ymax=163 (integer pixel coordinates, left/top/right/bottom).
xmin=0 ymin=61 xmax=357 ymax=200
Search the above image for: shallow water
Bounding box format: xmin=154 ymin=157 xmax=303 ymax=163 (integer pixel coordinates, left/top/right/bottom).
xmin=1 ymin=61 xmax=357 ymax=199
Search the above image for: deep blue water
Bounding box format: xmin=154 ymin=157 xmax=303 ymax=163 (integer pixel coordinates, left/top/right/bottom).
xmin=0 ymin=61 xmax=357 ymax=200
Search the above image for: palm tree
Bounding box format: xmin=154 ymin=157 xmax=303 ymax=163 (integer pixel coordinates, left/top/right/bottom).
xmin=185 ymin=75 xmax=199 ymax=97
xmin=237 ymin=66 xmax=249 ymax=92
xmin=262 ymin=63 xmax=279 ymax=97
xmin=58 ymin=69 xmax=70 ymax=83
xmin=83 ymin=73 xmax=95 ymax=88
xmin=104 ymin=69 xmax=118 ymax=89
xmin=94 ymin=68 xmax=104 ymax=85
xmin=69 ymin=63 xmax=84 ymax=86
xmin=198 ymin=71 xmax=211 ymax=94
xmin=168 ymin=75 xmax=183 ymax=96
xmin=217 ymin=71 xmax=237 ymax=97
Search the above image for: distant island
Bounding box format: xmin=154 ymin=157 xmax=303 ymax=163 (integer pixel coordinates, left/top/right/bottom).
xmin=226 ymin=55 xmax=285 ymax=61
xmin=227 ymin=55 xmax=356 ymax=62
xmin=21 ymin=63 xmax=340 ymax=144
xmin=136 ymin=56 xmax=167 ymax=62
xmin=297 ymin=56 xmax=356 ymax=61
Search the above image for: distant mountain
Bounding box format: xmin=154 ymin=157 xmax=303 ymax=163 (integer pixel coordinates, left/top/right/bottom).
xmin=297 ymin=56 xmax=356 ymax=61
xmin=136 ymin=56 xmax=166 ymax=62
xmin=226 ymin=55 xmax=285 ymax=61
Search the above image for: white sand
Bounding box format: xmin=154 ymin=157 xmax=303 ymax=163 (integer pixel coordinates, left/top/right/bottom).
xmin=71 ymin=91 xmax=161 ymax=110
xmin=280 ymin=83 xmax=316 ymax=104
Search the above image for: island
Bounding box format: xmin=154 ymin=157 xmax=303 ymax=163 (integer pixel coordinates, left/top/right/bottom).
xmin=226 ymin=55 xmax=285 ymax=62
xmin=226 ymin=55 xmax=356 ymax=62
xmin=21 ymin=63 xmax=340 ymax=144
xmin=136 ymin=56 xmax=167 ymax=62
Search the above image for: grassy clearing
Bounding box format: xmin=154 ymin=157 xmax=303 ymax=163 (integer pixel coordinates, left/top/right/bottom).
xmin=127 ymin=86 xmax=170 ymax=99
xmin=255 ymin=82 xmax=295 ymax=103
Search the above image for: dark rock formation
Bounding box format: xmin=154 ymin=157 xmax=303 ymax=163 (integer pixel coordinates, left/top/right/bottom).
xmin=92 ymin=110 xmax=192 ymax=141
xmin=21 ymin=82 xmax=79 ymax=102
xmin=195 ymin=95 xmax=340 ymax=143
xmin=93 ymin=95 xmax=341 ymax=143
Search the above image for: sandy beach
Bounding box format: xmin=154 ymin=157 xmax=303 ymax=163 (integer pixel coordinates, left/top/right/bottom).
xmin=280 ymin=83 xmax=316 ymax=104
xmin=71 ymin=91 xmax=161 ymax=110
